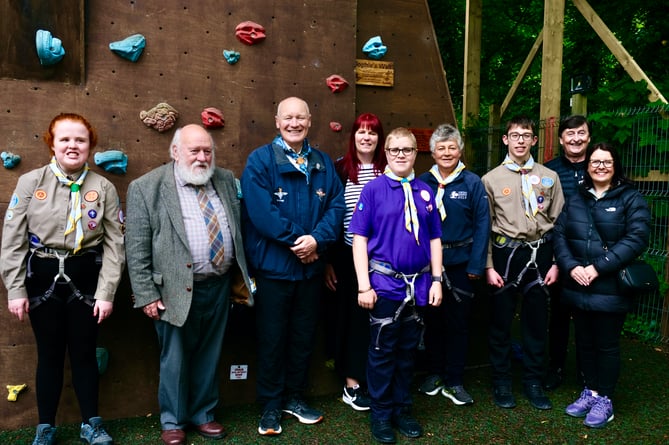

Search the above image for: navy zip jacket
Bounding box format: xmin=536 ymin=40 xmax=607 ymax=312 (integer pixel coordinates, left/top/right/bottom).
xmin=419 ymin=169 xmax=490 ymax=276
xmin=241 ymin=140 xmax=345 ymax=280
xmin=545 ymin=155 xmax=587 ymax=200
xmin=553 ymin=182 xmax=650 ymax=312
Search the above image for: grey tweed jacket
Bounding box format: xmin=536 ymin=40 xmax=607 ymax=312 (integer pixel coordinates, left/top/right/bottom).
xmin=125 ymin=162 xmax=252 ymax=327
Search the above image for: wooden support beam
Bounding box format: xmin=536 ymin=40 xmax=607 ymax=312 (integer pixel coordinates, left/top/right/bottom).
xmin=500 ymin=30 xmax=544 ymax=118
xmin=571 ymin=93 xmax=587 ymax=116
xmin=487 ymin=104 xmax=501 ymax=170
xmin=539 ymin=0 xmax=565 ymax=162
xmin=462 ymin=0 xmax=482 ymax=128
xmin=572 ymin=0 xmax=667 ymax=104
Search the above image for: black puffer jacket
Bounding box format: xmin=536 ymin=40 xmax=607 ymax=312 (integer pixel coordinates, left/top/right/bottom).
xmin=553 ymin=182 xmax=650 ymax=312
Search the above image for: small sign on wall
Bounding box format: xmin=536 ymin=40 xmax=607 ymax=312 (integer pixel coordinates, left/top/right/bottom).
xmin=229 ymin=364 xmax=248 ymax=380
xmin=355 ymin=59 xmax=394 ymax=87
xmin=409 ymin=128 xmax=435 ymax=152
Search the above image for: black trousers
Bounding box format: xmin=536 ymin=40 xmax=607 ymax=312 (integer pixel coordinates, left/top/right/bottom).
xmin=331 ymin=245 xmax=370 ymax=385
xmin=423 ymin=262 xmax=474 ymax=387
xmin=546 ymin=283 xmax=574 ymax=371
xmin=254 ymin=275 xmax=322 ymax=410
xmin=488 ymin=242 xmax=552 ymax=385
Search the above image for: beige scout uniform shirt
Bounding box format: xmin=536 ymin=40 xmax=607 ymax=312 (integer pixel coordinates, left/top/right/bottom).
xmin=481 ymin=162 xmax=564 ymax=268
xmin=1 ymin=164 xmax=125 ymax=301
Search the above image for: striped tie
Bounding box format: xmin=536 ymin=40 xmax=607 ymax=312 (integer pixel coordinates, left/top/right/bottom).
xmin=196 ymin=186 xmax=225 ymax=267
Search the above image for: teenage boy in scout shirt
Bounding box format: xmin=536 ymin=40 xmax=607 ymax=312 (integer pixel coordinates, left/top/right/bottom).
xmin=481 ymin=115 xmax=564 ymax=412
xmin=350 ymin=127 xmax=442 ymax=444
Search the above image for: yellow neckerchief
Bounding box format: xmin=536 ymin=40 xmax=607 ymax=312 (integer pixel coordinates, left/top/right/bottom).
xmin=502 ymin=154 xmax=538 ymax=218
xmin=429 ymin=161 xmax=465 ymax=221
xmin=384 ymin=167 xmax=420 ymax=245
xmin=49 ymin=158 xmax=89 ymax=253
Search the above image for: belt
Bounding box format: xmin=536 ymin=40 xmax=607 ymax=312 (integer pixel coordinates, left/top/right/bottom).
xmin=442 ymin=237 xmax=473 ymax=249
xmin=493 ymin=232 xmax=552 ymax=248
xmin=32 ymin=246 xmax=97 ymax=259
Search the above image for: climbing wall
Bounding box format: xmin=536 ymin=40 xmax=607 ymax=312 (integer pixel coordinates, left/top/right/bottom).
xmin=0 ymin=0 xmax=455 ymax=429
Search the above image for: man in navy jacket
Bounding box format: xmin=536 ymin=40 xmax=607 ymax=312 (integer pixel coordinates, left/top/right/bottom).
xmin=241 ymin=97 xmax=345 ymax=436
xmin=543 ymin=115 xmax=590 ymax=390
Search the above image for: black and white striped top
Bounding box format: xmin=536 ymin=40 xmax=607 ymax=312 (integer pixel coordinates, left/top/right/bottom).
xmin=343 ymin=164 xmax=380 ymax=246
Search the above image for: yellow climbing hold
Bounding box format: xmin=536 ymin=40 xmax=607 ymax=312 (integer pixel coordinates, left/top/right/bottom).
xmin=7 ymin=384 xmax=27 ymax=402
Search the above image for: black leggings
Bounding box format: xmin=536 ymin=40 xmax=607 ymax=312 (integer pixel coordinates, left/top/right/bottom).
xmin=27 ymin=254 xmax=101 ymax=425
xmin=572 ymin=308 xmax=626 ymax=398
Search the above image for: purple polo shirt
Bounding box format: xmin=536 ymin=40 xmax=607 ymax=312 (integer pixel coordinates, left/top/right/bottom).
xmin=349 ymin=175 xmax=442 ymax=305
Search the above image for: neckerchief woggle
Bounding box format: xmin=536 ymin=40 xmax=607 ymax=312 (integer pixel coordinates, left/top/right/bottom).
xmin=502 ymin=154 xmax=538 ymax=218
xmin=384 ymin=167 xmax=420 ymax=245
xmin=429 ymin=161 xmax=465 ymax=221
xmin=49 ymin=157 xmax=89 ymax=253
xmin=275 ymin=135 xmax=312 ymax=183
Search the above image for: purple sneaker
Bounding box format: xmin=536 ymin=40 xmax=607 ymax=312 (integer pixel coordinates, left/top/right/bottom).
xmin=584 ymin=396 xmax=614 ymax=428
xmin=565 ymin=388 xmax=597 ymax=418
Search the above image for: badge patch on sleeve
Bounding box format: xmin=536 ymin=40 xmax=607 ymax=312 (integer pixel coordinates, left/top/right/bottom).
xmin=8 ymin=193 xmax=19 ymax=209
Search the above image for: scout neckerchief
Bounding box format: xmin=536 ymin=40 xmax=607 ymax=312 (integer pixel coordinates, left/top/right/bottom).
xmin=49 ymin=157 xmax=89 ymax=253
xmin=384 ymin=167 xmax=420 ymax=245
xmin=429 ymin=161 xmax=465 ymax=221
xmin=276 ymin=135 xmax=312 ymax=183
xmin=502 ymin=154 xmax=538 ymax=218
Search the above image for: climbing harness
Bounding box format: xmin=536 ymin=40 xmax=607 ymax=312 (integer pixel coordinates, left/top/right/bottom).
xmin=367 ymin=259 xmax=429 ymax=349
xmin=27 ymin=244 xmax=99 ymax=310
xmin=441 ymin=237 xmax=475 ymax=302
xmin=493 ymin=233 xmax=552 ymax=296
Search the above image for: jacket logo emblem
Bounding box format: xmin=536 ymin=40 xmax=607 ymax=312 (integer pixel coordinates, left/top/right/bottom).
xmin=274 ymin=187 xmax=287 ymax=202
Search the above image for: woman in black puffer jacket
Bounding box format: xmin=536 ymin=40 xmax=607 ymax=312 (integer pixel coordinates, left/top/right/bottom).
xmin=553 ymin=142 xmax=650 ymax=429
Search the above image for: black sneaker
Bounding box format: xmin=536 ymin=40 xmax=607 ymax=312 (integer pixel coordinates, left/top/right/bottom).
xmin=370 ymin=419 xmax=396 ymax=444
xmin=283 ymin=398 xmax=323 ymax=424
xmin=441 ymin=385 xmax=474 ymax=405
xmin=524 ymin=383 xmax=553 ymax=410
xmin=417 ymin=374 xmax=444 ymax=396
xmin=343 ymin=385 xmax=371 ymax=411
xmin=493 ymin=385 xmax=516 ymax=409
xmin=258 ymin=408 xmax=282 ymax=436
xmin=392 ymin=408 xmax=422 ymax=439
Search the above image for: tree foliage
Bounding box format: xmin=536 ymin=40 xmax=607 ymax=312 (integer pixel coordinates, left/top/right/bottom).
xmin=428 ymin=0 xmax=669 ymax=123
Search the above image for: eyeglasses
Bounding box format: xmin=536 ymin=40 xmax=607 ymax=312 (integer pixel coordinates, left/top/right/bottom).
xmin=507 ymin=132 xmax=534 ymax=141
xmin=590 ymin=159 xmax=614 ymax=168
xmin=386 ymin=147 xmax=416 ymax=156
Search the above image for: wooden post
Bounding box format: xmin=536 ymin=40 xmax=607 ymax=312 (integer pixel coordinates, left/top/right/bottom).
xmin=539 ymin=0 xmax=565 ymax=163
xmin=488 ymin=104 xmax=501 ymax=170
xmin=571 ymin=93 xmax=587 ymax=115
xmin=462 ymin=0 xmax=482 ymax=128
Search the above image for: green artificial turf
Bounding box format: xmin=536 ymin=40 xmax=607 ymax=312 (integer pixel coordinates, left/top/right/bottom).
xmin=2 ymin=337 xmax=668 ymax=444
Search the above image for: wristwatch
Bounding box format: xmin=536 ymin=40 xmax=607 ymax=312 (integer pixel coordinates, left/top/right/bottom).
xmin=431 ymin=275 xmax=442 ymax=283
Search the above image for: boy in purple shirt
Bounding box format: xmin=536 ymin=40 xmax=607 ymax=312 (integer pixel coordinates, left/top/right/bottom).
xmin=350 ymin=127 xmax=442 ymax=444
